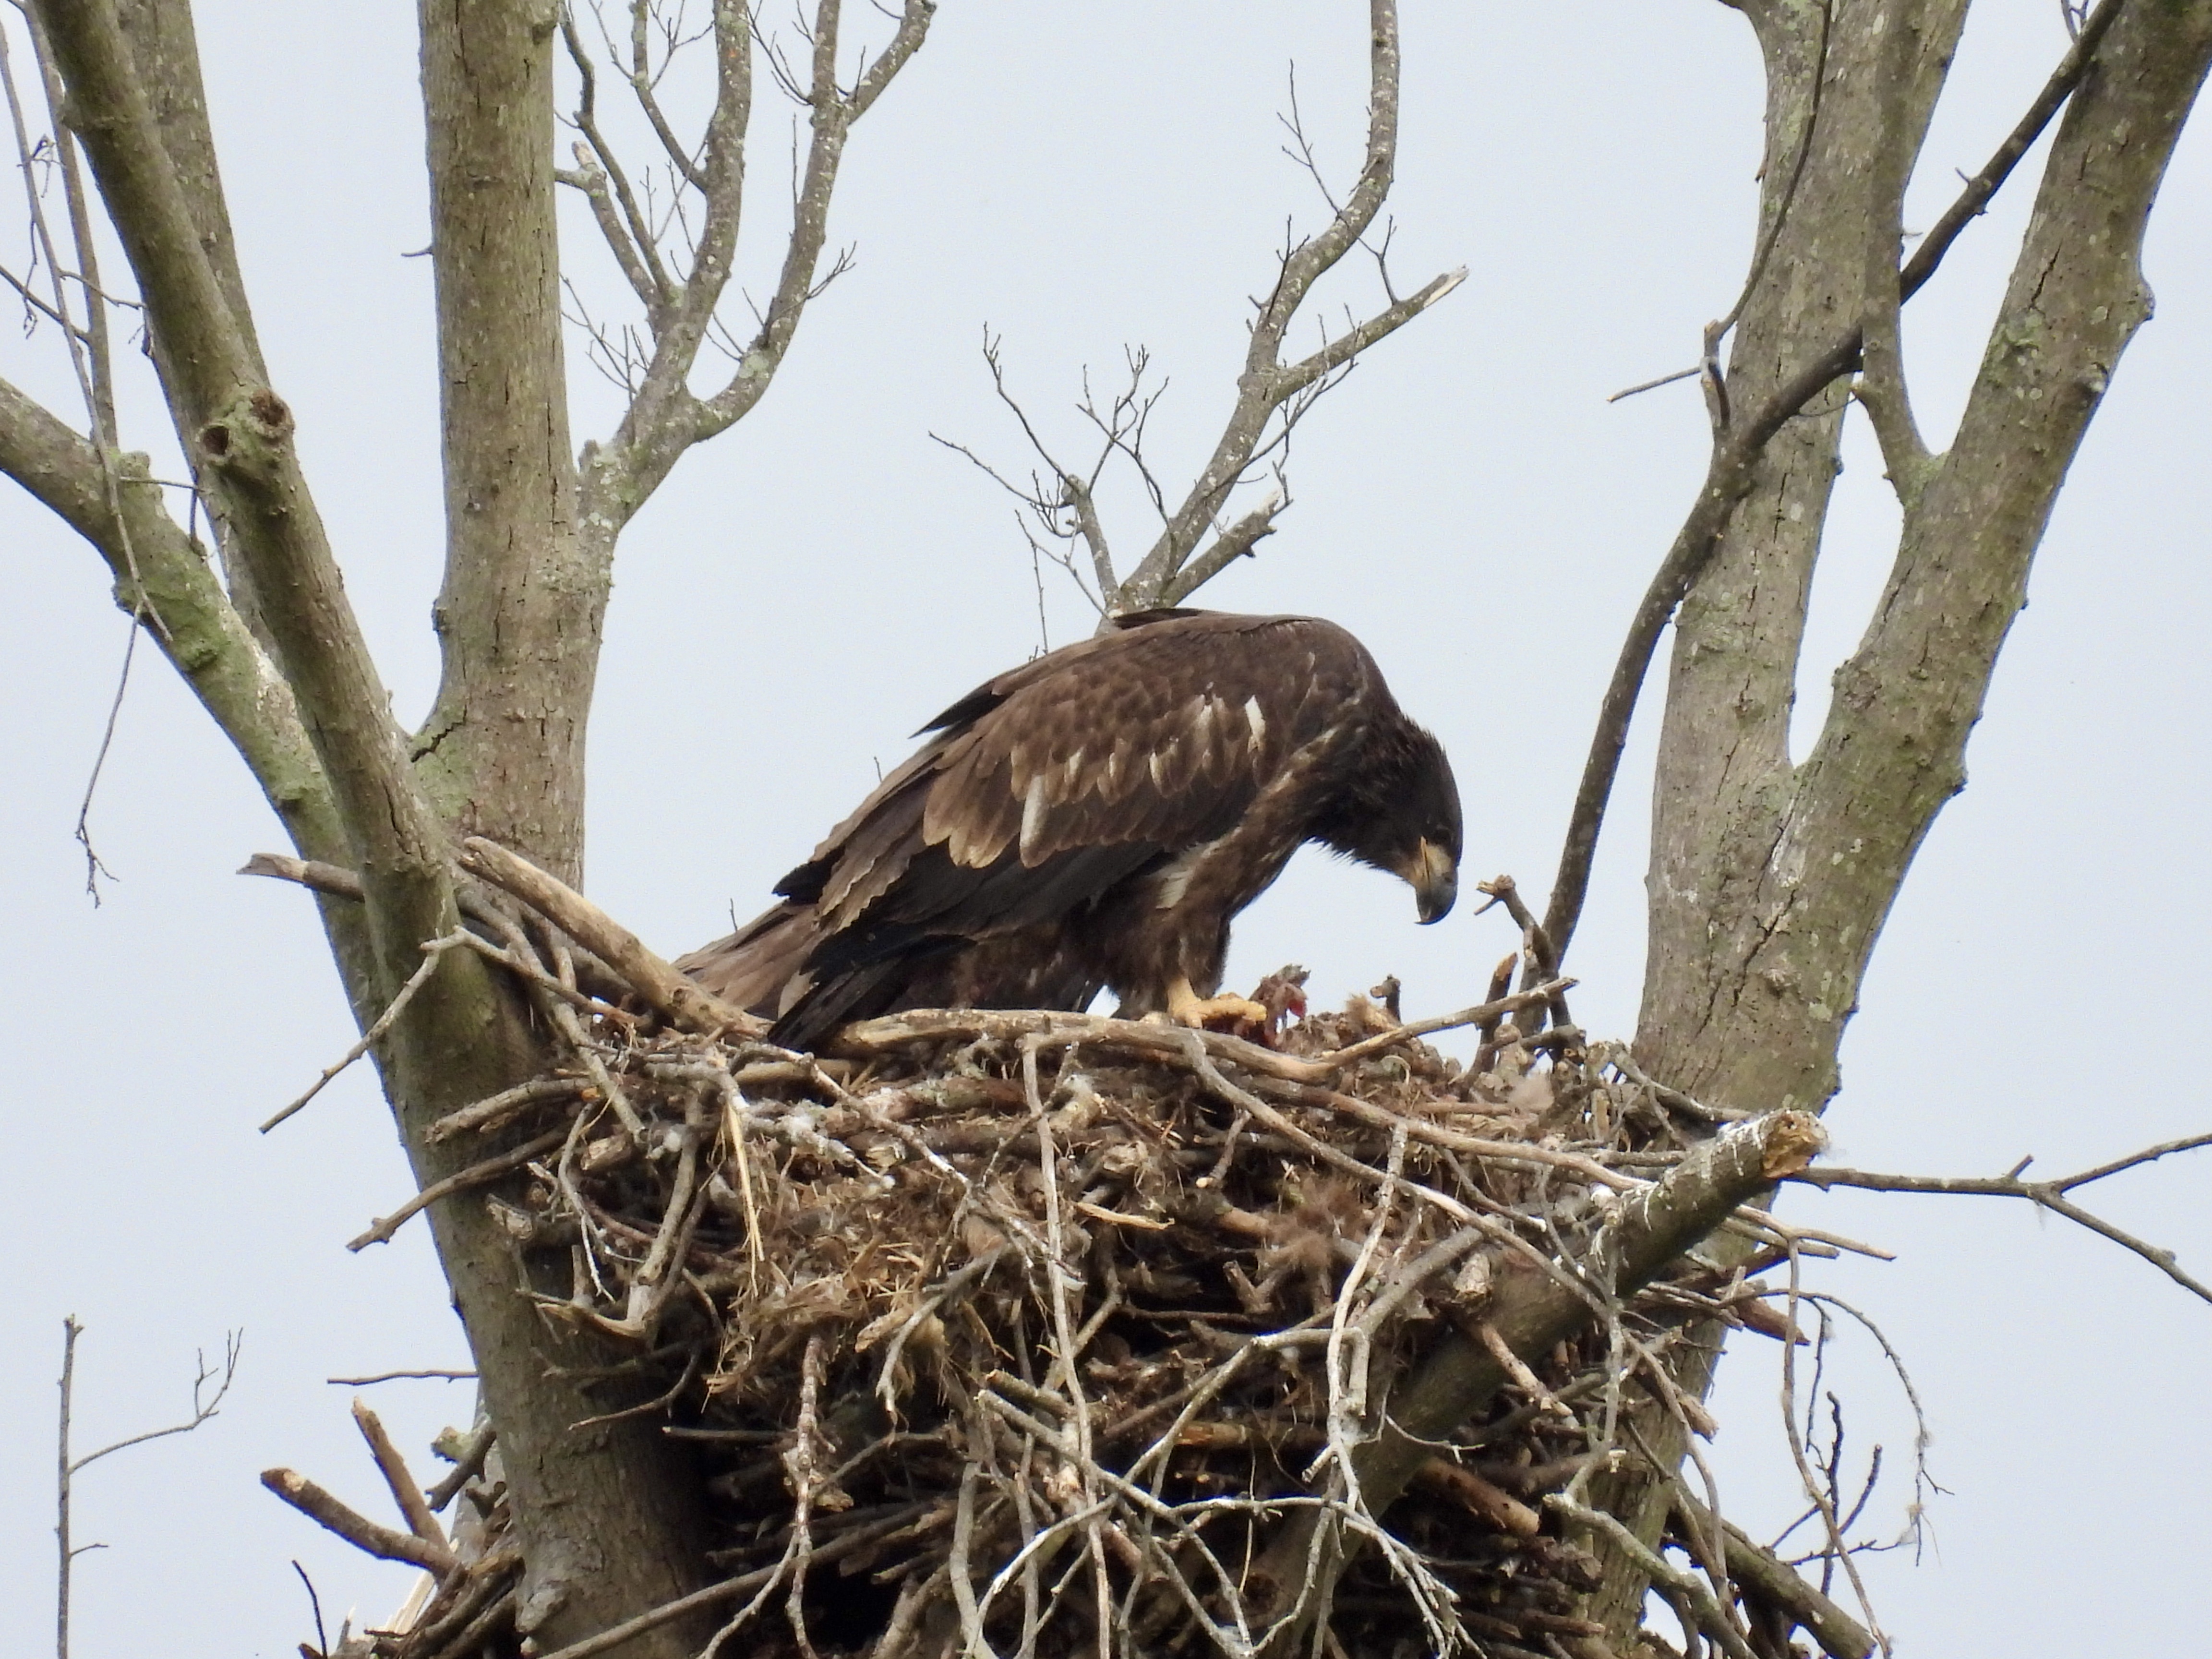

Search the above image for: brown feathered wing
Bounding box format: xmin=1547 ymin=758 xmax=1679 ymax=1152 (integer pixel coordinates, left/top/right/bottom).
xmin=677 ymin=613 xmax=1382 ymax=1045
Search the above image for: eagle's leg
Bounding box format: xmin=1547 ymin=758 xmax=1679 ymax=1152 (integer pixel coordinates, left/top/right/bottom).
xmin=1164 ymin=976 xmax=1269 ymax=1031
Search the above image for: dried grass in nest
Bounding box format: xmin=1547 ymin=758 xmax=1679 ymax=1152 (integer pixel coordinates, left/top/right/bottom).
xmin=389 ymin=966 xmax=1779 ymax=1659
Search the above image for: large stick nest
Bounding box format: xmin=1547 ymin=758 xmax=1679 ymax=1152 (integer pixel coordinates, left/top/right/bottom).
xmin=373 ymin=952 xmax=1801 ymax=1659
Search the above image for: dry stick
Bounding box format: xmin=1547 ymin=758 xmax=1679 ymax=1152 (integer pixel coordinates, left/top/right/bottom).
xmin=1473 ymin=873 xmax=1571 ymax=1031
xmin=1317 ymin=978 xmax=1577 ymax=1070
xmin=425 ymin=1077 xmax=587 ymax=1143
xmin=531 ymin=1503 xmax=933 ymax=1659
xmin=1257 ymin=1075 xmax=1642 ymax=1190
xmin=328 ymin=1369 xmax=476 ymax=1386
xmin=240 ymin=854 xmax=632 ymax=1001
xmin=1623 ymin=1378 xmax=1736 ymax=1648
xmin=1669 ymin=1489 xmax=1875 ymax=1659
xmin=260 ymin=931 xmax=471 ymax=1132
xmin=830 ymin=982 xmax=1571 ymax=1084
xmin=1473 ymin=1320 xmax=1570 ymax=1418
xmin=462 ymin=895 xmax=652 ymax=1142
xmin=425 ymin=1424 xmax=496 ymax=1515
xmin=784 ymin=1334 xmax=829 ymax=1659
xmin=346 ymin=1130 xmax=566 ymax=1252
xmin=1545 ymin=1494 xmax=1758 ymax=1659
xmin=260 ymin=1468 xmax=458 ymax=1576
xmin=1021 ymin=1037 xmax=1120 ymax=1659
xmin=1788 ymin=1138 xmax=2212 ymax=1305
xmin=457 ymin=836 xmax=763 ymax=1037
xmin=416 ymin=1569 xmax=520 ymax=1659
xmin=1539 ymin=7 xmax=2123 ymax=963
xmin=1779 ymin=1248 xmax=1888 ymax=1657
xmin=349 ymin=1399 xmax=448 ymax=1556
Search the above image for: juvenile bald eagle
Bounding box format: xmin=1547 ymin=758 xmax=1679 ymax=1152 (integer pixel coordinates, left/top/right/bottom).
xmin=677 ymin=610 xmax=1461 ymax=1050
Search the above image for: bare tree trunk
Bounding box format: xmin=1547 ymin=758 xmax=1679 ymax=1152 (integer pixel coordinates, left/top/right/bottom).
xmin=27 ymin=2 xmax=715 ymax=1647
xmin=412 ymin=0 xmax=601 ymax=882
xmin=1582 ymin=0 xmax=2212 ymax=1634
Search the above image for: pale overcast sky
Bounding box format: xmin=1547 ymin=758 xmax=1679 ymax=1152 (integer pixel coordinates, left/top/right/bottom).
xmin=3 ymin=4 xmax=2206 ymax=1654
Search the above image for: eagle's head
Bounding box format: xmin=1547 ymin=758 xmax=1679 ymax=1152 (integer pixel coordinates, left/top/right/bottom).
xmin=1321 ymin=717 xmax=1463 ymax=925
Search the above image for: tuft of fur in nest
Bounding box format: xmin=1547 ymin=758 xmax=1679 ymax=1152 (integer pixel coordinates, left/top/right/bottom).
xmin=381 ymin=962 xmax=1771 ymax=1659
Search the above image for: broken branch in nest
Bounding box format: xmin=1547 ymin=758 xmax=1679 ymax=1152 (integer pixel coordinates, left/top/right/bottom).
xmin=242 ymin=851 xmax=632 ymax=1004
xmin=457 ymin=836 xmax=763 ymax=1038
xmin=346 ymin=1130 xmax=566 ymax=1252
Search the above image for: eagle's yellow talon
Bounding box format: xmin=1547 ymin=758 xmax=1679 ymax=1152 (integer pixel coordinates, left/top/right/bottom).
xmin=1168 ymin=985 xmax=1271 ymax=1030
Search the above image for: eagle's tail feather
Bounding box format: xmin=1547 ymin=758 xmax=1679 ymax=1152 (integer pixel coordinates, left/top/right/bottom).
xmin=672 ymin=902 xmax=822 ymax=1016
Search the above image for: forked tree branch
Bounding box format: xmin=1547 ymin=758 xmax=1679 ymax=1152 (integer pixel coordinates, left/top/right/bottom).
xmin=1790 ymin=1133 xmax=2212 ymax=1305
xmin=58 ymin=1320 xmax=240 ymax=1659
xmin=0 ymin=379 xmax=346 ymax=867
xmin=573 ymin=0 xmax=933 ymax=539
xmin=691 ymin=0 xmax=933 ymax=444
xmin=35 ymin=0 xmax=445 ymax=992
xmin=1539 ymin=5 xmax=2129 ymax=964
xmin=559 ymin=9 xmax=677 ymax=324
xmin=1114 ymin=0 xmax=1462 ymax=612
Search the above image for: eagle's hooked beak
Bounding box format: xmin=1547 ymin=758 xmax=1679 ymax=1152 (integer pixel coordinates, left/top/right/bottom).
xmin=1408 ymin=839 xmax=1457 ymax=925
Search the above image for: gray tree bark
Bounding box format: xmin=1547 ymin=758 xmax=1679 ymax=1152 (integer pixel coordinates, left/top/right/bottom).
xmin=1576 ymin=0 xmax=2212 ymax=1637
xmin=8 ymin=0 xmax=931 ymax=1648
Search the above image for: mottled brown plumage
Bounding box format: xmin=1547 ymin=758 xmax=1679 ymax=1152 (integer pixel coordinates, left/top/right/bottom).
xmin=677 ymin=611 xmax=1461 ymax=1049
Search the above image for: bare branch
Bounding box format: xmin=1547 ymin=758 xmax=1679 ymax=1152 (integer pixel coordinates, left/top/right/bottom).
xmin=559 ymin=8 xmax=676 ymax=321
xmin=1115 ymin=2 xmax=1461 ymax=611
xmin=58 ymin=1320 xmax=240 ymax=1659
xmin=1545 ymin=2 xmax=2137 ymax=965
xmin=1540 ymin=330 xmax=1863 ymax=961
xmin=0 ymin=381 xmax=350 ymax=867
xmin=1159 ymin=484 xmax=1286 ymax=607
xmin=694 ymin=0 xmax=871 ymax=442
xmin=38 ymin=0 xmax=449 ymax=994
xmin=848 ymin=0 xmax=932 ymax=118
xmin=1275 ymin=264 xmax=1464 ymax=401
xmin=349 ymin=1398 xmax=449 ymax=1556
xmin=627 ymin=0 xmax=708 ymax=190
xmin=259 ymin=931 xmax=475 ymax=1134
xmin=12 ymin=9 xmax=112 ymax=445
xmin=1789 ymin=1136 xmax=2212 ymax=1306
xmin=1898 ymin=0 xmax=2124 ymax=303
xmin=260 ymin=1467 xmax=459 ymax=1576
xmin=575 ymin=0 xmax=930 ymax=553
xmin=347 ymin=1129 xmax=569 ymax=1252
xmin=559 ymin=154 xmax=666 ymax=317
